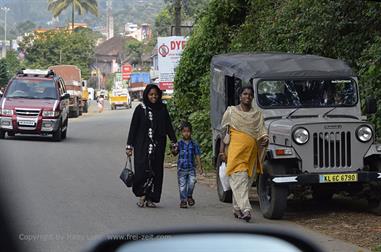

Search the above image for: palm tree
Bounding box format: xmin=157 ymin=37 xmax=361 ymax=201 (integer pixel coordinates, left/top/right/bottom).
xmin=48 ymin=0 xmax=98 ymax=30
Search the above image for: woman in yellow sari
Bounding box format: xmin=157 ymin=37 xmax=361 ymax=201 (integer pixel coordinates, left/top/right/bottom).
xmin=219 ymin=87 xmax=269 ymax=222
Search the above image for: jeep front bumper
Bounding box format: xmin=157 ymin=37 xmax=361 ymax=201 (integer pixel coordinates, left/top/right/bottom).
xmin=0 ymin=116 xmax=60 ymax=133
xmin=272 ymin=171 xmax=381 ymax=184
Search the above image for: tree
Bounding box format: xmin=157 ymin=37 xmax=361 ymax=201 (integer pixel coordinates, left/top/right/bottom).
xmin=19 ymin=29 xmax=98 ymax=79
xmin=4 ymin=51 xmax=24 ymax=78
xmin=47 ymin=0 xmax=98 ymax=30
xmin=172 ymin=0 xmax=381 ymax=163
xmin=0 ymin=59 xmax=9 ymax=87
xmin=124 ymin=39 xmax=144 ymax=66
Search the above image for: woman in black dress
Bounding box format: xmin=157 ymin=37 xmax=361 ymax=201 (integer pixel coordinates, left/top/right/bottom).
xmin=126 ymin=84 xmax=177 ymax=208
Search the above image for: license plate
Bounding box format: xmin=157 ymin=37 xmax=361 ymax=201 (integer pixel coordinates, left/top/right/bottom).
xmin=18 ymin=120 xmax=35 ymax=126
xmin=319 ymin=173 xmax=358 ymax=183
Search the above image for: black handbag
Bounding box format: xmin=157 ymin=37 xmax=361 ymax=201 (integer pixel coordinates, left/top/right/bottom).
xmin=120 ymin=157 xmax=134 ymax=188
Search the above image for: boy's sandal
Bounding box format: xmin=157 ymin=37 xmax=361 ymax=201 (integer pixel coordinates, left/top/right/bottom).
xmin=187 ymin=197 xmax=195 ymax=206
xmin=180 ymin=201 xmax=188 ymax=208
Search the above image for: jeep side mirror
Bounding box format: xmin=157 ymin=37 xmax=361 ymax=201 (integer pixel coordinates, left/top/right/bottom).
xmin=61 ymin=93 xmax=70 ymax=100
xmin=365 ymin=97 xmax=377 ymax=115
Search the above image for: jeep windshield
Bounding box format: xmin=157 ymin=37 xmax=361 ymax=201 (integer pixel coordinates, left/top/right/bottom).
xmin=257 ymin=79 xmax=357 ymax=108
xmin=5 ymin=79 xmax=57 ymax=99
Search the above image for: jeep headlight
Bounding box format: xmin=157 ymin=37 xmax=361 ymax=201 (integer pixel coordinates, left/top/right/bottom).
xmin=0 ymin=109 xmax=13 ymax=116
xmin=42 ymin=111 xmax=59 ymax=117
xmin=293 ymin=128 xmax=309 ymax=145
xmin=356 ymin=126 xmax=373 ymax=142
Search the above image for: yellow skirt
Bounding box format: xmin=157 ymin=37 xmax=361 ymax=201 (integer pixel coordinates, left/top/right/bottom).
xmin=226 ymin=128 xmax=264 ymax=177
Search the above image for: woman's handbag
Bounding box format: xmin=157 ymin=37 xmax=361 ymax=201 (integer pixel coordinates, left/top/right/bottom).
xmin=120 ymin=157 xmax=134 ymax=188
xmin=223 ymin=126 xmax=230 ymax=145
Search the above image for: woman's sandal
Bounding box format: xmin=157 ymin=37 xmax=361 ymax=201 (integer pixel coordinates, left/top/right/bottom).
xmin=233 ymin=209 xmax=243 ymax=219
xmin=145 ymin=200 xmax=157 ymax=208
xmin=136 ymin=197 xmax=145 ymax=208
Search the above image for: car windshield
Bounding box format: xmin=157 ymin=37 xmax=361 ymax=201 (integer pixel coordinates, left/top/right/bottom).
xmin=257 ymin=79 xmax=357 ymax=108
xmin=5 ymin=79 xmax=57 ymax=99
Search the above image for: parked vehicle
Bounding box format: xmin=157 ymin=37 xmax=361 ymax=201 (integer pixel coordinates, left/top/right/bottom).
xmin=211 ymin=53 xmax=381 ymax=219
xmin=0 ymin=69 xmax=70 ymax=141
xmin=49 ymin=65 xmax=83 ymax=117
xmin=109 ymin=88 xmax=131 ymax=110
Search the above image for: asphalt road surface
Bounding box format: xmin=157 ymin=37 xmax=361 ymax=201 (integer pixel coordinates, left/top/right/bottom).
xmin=0 ymin=102 xmax=370 ymax=252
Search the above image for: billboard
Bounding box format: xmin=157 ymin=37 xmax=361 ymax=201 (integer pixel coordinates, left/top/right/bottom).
xmin=157 ymin=36 xmax=187 ymax=90
xmin=130 ymin=72 xmax=151 ymax=84
xmin=122 ymin=64 xmax=132 ymax=80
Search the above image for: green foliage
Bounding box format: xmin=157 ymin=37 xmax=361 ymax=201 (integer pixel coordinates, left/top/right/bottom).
xmin=19 ymin=29 xmax=97 ymax=80
xmin=155 ymin=8 xmax=172 ymax=36
xmin=124 ymin=39 xmax=144 ymax=66
xmin=173 ymin=0 xmax=381 ymax=163
xmin=359 ymin=36 xmax=381 ymax=138
xmin=0 ymin=59 xmax=9 ymax=87
xmin=5 ymin=51 xmax=24 ymax=78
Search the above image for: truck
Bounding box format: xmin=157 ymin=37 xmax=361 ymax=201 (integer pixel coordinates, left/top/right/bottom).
xmin=109 ymin=88 xmax=131 ymax=110
xmin=211 ymin=53 xmax=381 ymax=219
xmin=49 ymin=65 xmax=82 ymax=117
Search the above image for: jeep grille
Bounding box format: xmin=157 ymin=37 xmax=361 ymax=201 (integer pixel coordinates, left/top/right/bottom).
xmin=15 ymin=109 xmax=40 ymax=117
xmin=313 ymin=132 xmax=352 ymax=168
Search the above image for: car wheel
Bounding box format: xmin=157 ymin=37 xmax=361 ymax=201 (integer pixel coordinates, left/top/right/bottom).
xmin=216 ymin=155 xmax=232 ymax=203
xmin=7 ymin=132 xmax=15 ymax=137
xmin=61 ymin=119 xmax=68 ymax=139
xmin=257 ymin=160 xmax=288 ymax=219
xmin=52 ymin=121 xmax=62 ymax=142
xmin=0 ymin=130 xmax=5 ymax=139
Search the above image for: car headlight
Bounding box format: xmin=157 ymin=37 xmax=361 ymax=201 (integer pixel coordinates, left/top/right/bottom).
xmin=293 ymin=128 xmax=309 ymax=145
xmin=42 ymin=111 xmax=60 ymax=117
xmin=0 ymin=109 xmax=13 ymax=116
xmin=356 ymin=126 xmax=373 ymax=142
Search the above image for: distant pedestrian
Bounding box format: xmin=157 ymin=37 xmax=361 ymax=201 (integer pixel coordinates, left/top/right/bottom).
xmin=174 ymin=121 xmax=204 ymax=208
xmin=97 ymin=95 xmax=104 ymax=113
xmin=126 ymin=84 xmax=177 ymax=208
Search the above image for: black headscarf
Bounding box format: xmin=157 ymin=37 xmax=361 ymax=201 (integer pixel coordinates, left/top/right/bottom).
xmin=143 ymin=84 xmax=164 ymax=110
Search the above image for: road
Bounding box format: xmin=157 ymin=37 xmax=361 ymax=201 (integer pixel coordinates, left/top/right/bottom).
xmin=0 ymin=102 xmax=370 ymax=252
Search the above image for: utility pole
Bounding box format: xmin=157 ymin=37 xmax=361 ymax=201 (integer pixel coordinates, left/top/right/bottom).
xmin=1 ymin=6 xmax=10 ymax=58
xmin=174 ymin=0 xmax=181 ymax=36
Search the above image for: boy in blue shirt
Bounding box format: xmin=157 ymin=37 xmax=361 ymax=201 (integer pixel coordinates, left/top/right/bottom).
xmin=175 ymin=122 xmax=203 ymax=208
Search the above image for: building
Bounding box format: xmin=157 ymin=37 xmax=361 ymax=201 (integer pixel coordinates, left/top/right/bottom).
xmin=126 ymin=24 xmax=152 ymax=42
xmin=125 ymin=23 xmax=138 ymax=34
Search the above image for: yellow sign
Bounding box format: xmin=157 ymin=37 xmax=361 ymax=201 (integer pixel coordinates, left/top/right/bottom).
xmin=319 ymin=173 xmax=358 ymax=183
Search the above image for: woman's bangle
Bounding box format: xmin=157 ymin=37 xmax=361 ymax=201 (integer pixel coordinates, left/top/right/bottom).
xmin=218 ymin=152 xmax=225 ymax=156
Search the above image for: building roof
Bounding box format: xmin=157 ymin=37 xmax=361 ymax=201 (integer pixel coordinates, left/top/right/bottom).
xmin=95 ymin=36 xmax=130 ymax=56
xmin=211 ymin=53 xmax=354 ymax=83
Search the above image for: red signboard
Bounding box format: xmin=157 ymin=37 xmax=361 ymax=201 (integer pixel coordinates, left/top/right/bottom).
xmin=122 ymin=64 xmax=132 ymax=80
xmin=159 ymin=82 xmax=173 ymax=90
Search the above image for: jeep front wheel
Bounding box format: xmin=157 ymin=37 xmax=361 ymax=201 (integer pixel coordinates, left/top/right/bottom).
xmin=216 ymin=155 xmax=232 ymax=203
xmin=52 ymin=121 xmax=63 ymax=142
xmin=257 ymin=161 xmax=288 ymax=219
